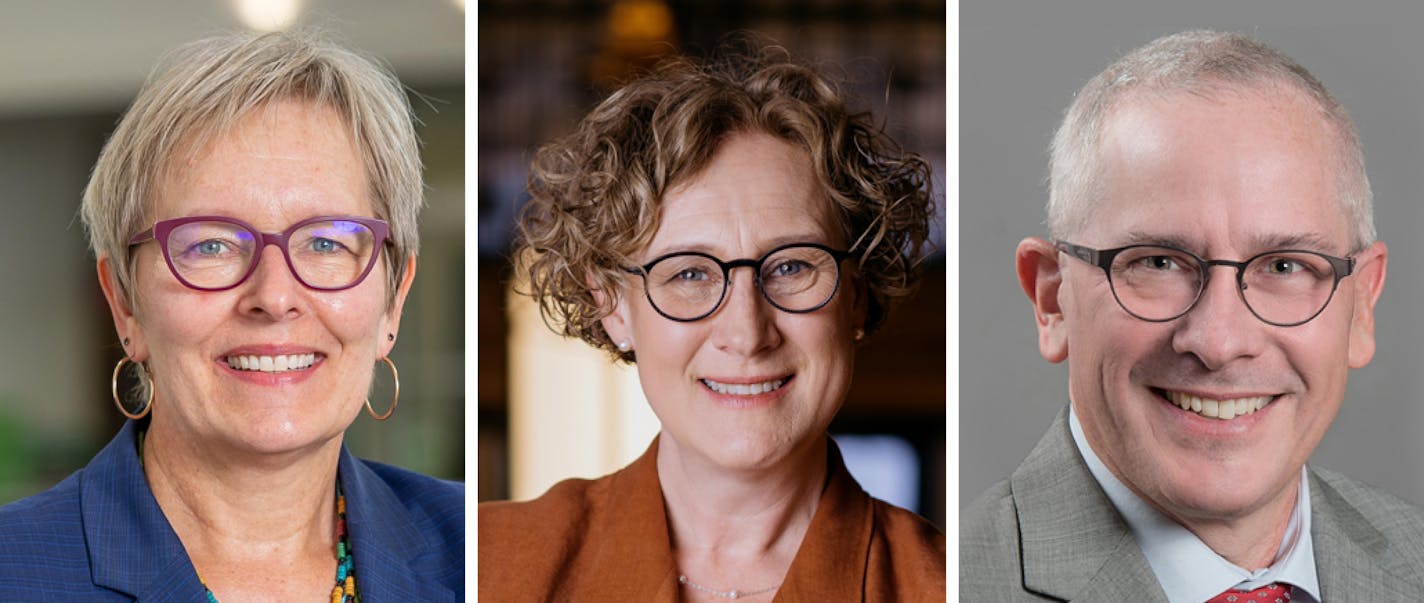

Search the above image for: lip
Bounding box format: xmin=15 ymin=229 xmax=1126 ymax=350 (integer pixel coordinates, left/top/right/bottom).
xmin=699 ymin=374 xmax=794 ymax=408
xmin=218 ymin=344 xmax=325 ymax=386
xmin=1150 ymin=386 xmax=1282 ymax=435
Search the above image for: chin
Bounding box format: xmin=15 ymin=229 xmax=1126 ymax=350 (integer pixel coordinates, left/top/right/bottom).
xmin=229 ymin=416 xmax=345 ymax=454
xmin=1156 ymin=461 xmax=1283 ymax=521
xmin=701 ymin=429 xmax=821 ymax=472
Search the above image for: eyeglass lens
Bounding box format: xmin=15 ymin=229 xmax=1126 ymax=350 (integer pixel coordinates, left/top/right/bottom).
xmin=1108 ymin=245 xmax=1340 ymax=324
xmin=644 ymin=246 xmax=841 ymax=320
xmin=164 ymin=219 xmax=379 ymax=290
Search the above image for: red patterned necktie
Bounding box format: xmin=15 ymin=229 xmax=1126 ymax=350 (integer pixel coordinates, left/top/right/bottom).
xmin=1206 ymin=582 xmax=1290 ymax=603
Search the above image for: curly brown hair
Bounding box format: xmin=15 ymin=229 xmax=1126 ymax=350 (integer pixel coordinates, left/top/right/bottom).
xmin=515 ymin=42 xmax=934 ymax=362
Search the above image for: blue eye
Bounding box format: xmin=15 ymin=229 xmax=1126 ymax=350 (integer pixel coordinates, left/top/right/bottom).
xmin=194 ymin=240 xmax=229 ymax=256
xmin=673 ymin=268 xmax=709 ymax=282
xmin=769 ymin=260 xmax=810 ymax=277
xmin=310 ymin=238 xmax=342 ymax=254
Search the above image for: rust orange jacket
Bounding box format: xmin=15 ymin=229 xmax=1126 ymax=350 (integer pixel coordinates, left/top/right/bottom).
xmin=479 ymin=438 xmax=946 ymax=601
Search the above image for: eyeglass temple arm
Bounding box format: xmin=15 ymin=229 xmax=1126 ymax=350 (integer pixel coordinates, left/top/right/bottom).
xmin=128 ymin=229 xmax=156 ymax=246
xmin=1054 ymin=240 xmax=1102 ymax=267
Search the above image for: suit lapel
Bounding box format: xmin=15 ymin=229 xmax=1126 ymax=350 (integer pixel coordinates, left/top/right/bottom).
xmin=1309 ymin=469 xmax=1423 ymax=600
xmin=775 ymin=439 xmax=873 ymax=600
xmin=1014 ymin=409 xmax=1167 ymax=602
xmin=582 ymin=438 xmax=680 ymax=602
xmin=340 ymin=448 xmax=457 ymax=601
xmin=83 ymin=421 xmax=209 ymax=600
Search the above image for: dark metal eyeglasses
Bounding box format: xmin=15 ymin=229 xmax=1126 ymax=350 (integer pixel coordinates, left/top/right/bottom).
xmin=622 ymin=242 xmax=852 ymax=322
xmin=128 ymin=215 xmax=391 ymax=291
xmin=1055 ymin=240 xmax=1355 ymax=327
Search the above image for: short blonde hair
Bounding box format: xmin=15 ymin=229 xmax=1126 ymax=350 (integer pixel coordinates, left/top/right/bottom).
xmin=516 ymin=43 xmax=934 ymax=362
xmin=82 ymin=29 xmax=423 ymax=307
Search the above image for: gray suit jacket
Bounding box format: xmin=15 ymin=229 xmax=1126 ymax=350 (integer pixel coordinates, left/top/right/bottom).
xmin=961 ymin=408 xmax=1424 ymax=602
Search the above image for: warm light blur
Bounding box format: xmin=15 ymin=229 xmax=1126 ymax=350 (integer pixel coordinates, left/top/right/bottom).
xmin=608 ymin=0 xmax=673 ymax=43
xmin=507 ymin=285 xmax=660 ymax=501
xmin=233 ymin=0 xmax=302 ymax=32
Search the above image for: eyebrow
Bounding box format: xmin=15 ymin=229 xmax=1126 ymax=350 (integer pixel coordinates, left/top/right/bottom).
xmin=644 ymin=233 xmax=835 ymax=260
xmin=1117 ymin=230 xmax=1346 ymax=257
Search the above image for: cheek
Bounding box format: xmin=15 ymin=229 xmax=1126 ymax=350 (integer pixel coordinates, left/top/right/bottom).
xmin=320 ymin=295 xmax=391 ymax=354
xmin=135 ymin=290 xmax=225 ymax=349
xmin=1281 ymin=321 xmax=1351 ymax=392
xmin=632 ymin=327 xmax=702 ymax=373
xmin=1066 ymin=306 xmax=1161 ymax=405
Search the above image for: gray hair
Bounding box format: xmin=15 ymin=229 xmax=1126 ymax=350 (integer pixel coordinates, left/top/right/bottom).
xmin=1048 ymin=30 xmax=1374 ymax=249
xmin=81 ymin=29 xmax=423 ymax=308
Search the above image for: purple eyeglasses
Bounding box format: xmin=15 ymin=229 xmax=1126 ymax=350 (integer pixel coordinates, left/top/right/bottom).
xmin=128 ymin=215 xmax=391 ymax=291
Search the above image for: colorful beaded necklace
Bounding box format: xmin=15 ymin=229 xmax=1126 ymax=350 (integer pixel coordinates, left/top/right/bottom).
xmin=201 ymin=481 xmax=359 ymax=603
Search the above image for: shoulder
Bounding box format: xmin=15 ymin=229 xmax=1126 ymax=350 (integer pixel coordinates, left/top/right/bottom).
xmin=0 ymin=470 xmax=100 ymax=594
xmin=1310 ymin=466 xmax=1424 ymax=551
xmin=866 ymin=498 xmax=946 ymax=590
xmin=348 ymin=459 xmax=464 ymax=598
xmin=959 ymin=479 xmax=1026 ymax=581
xmin=0 ymin=470 xmax=85 ymax=540
xmin=355 ymin=457 xmax=464 ymax=538
xmin=478 ymin=473 xmax=618 ymax=598
xmin=478 ymin=473 xmax=610 ymax=553
xmin=0 ymin=469 xmax=84 ymax=535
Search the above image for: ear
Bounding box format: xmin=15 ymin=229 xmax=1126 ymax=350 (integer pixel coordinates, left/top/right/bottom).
xmin=593 ymin=281 xmax=634 ymax=351
xmin=379 ymin=253 xmax=418 ymax=357
xmin=1346 ymin=241 xmax=1387 ymax=368
xmin=841 ymin=261 xmax=870 ymax=339
xmin=1016 ymin=237 xmax=1069 ymax=363
xmin=98 ymin=254 xmax=147 ymax=361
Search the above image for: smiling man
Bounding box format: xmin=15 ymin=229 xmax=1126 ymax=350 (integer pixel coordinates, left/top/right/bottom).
xmin=961 ymin=30 xmax=1424 ymax=601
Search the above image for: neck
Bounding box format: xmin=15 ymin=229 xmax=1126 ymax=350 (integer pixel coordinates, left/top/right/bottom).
xmin=140 ymin=414 xmax=342 ymax=563
xmin=657 ymin=432 xmax=828 ymax=563
xmin=1170 ymin=479 xmax=1300 ymax=570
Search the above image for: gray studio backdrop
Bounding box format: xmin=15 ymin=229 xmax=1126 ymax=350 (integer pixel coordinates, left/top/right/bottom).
xmin=961 ymin=2 xmax=1424 ymax=508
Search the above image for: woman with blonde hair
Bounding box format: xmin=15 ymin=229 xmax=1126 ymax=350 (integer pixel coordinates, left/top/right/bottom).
xmin=0 ymin=31 xmax=461 ymax=600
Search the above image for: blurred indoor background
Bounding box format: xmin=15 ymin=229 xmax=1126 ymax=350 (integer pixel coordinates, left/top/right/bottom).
xmin=0 ymin=0 xmax=463 ymax=503
xmin=477 ymin=0 xmax=946 ymax=528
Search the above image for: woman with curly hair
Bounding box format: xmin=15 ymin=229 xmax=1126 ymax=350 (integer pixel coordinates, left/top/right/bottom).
xmin=480 ymin=44 xmax=944 ymax=601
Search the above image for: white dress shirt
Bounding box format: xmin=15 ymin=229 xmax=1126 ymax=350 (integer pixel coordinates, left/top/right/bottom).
xmin=1069 ymin=407 xmax=1321 ymax=603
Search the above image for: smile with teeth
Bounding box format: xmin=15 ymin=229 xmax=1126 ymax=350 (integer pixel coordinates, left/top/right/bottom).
xmin=701 ymin=378 xmax=787 ymax=396
xmin=1164 ymin=390 xmax=1274 ymax=420
xmin=225 ymin=353 xmax=319 ymax=373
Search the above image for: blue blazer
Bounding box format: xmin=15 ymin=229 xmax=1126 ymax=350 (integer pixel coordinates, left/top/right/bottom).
xmin=0 ymin=421 xmax=464 ymax=601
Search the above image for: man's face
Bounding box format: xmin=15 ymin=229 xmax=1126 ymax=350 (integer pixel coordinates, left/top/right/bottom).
xmin=1047 ymin=87 xmax=1386 ymax=525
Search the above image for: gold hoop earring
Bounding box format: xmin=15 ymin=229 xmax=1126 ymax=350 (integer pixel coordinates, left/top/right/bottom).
xmin=111 ymin=357 xmax=154 ymax=420
xmin=365 ymin=356 xmax=399 ymax=421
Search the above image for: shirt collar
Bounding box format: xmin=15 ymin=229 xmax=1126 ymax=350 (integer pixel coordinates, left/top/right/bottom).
xmin=1068 ymin=406 xmax=1321 ymax=603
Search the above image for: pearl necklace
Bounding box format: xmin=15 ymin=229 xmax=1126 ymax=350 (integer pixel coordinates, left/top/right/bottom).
xmin=678 ymin=574 xmax=780 ymax=599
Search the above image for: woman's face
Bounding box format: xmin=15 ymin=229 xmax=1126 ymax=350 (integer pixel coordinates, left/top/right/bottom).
xmin=102 ymin=100 xmax=413 ymax=456
xmin=603 ymin=132 xmax=864 ymax=471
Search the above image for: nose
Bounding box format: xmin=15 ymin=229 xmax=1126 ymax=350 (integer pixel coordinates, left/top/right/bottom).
xmin=708 ymin=268 xmax=782 ymax=356
xmin=1170 ymin=267 xmax=1266 ymax=370
xmin=237 ymin=243 xmax=304 ymax=321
